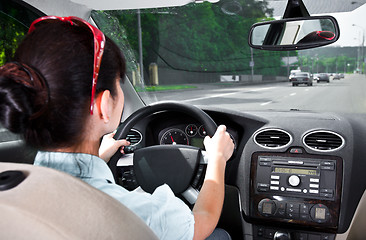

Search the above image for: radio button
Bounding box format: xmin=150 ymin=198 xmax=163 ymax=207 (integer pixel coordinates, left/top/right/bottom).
xmin=320 ymin=165 xmax=335 ymax=171
xmin=270 ymin=186 xmax=279 ymax=191
xmin=259 ymin=161 xmax=271 ymax=167
xmin=257 ymin=183 xmax=269 ymax=192
xmin=320 ymin=190 xmax=334 ymax=198
xmin=303 ymin=189 xmax=308 ymax=193
xmin=310 ymin=184 xmax=319 ymax=189
xmin=320 ymin=193 xmax=333 ymax=198
xmin=322 ymin=161 xmax=335 ymax=166
xmin=310 ymin=178 xmax=320 ymax=183
xmin=271 ymin=175 xmax=280 ymax=180
xmin=288 ymin=175 xmax=301 ymax=187
xmin=320 ymin=162 xmax=335 ymax=171
xmin=271 ymin=180 xmax=280 ymax=185
xmin=286 ymin=188 xmax=302 ymax=193
xmin=320 ymin=189 xmax=334 ymax=194
xmin=309 ymin=189 xmax=319 ymax=194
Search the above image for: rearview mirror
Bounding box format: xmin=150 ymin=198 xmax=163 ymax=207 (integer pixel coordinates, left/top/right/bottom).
xmin=248 ymin=16 xmax=340 ymax=51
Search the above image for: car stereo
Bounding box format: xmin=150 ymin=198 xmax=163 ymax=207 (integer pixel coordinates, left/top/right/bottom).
xmin=250 ymin=152 xmax=342 ymax=229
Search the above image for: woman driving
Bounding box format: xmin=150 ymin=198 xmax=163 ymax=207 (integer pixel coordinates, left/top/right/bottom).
xmin=0 ymin=16 xmax=234 ymax=240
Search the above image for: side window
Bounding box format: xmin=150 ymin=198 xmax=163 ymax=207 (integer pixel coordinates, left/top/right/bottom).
xmin=0 ymin=12 xmax=27 ymax=65
xmin=0 ymin=1 xmax=42 ymax=144
xmin=0 ymin=0 xmax=42 ymax=65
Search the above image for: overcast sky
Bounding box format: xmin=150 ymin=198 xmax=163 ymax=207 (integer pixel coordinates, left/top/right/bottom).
xmin=329 ymin=4 xmax=366 ymax=47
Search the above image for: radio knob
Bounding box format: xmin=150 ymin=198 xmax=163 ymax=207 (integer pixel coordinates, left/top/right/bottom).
xmin=288 ymin=175 xmax=301 ymax=187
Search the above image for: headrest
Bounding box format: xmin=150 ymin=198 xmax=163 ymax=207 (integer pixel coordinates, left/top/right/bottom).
xmin=0 ymin=162 xmax=158 ymax=239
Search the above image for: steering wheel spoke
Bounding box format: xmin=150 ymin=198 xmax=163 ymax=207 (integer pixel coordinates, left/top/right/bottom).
xmin=200 ymin=150 xmax=209 ymax=164
xmin=181 ymin=186 xmax=199 ymax=204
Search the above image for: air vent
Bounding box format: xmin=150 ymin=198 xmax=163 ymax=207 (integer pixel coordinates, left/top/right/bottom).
xmin=303 ymin=130 xmax=344 ymax=152
xmin=254 ymin=129 xmax=292 ymax=149
xmin=126 ymin=129 xmax=142 ymax=146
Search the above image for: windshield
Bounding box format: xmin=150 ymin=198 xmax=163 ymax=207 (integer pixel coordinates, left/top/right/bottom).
xmin=92 ymin=1 xmax=366 ymax=113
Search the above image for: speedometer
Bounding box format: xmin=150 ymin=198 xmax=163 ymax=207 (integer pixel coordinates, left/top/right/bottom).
xmin=160 ymin=128 xmax=189 ymax=145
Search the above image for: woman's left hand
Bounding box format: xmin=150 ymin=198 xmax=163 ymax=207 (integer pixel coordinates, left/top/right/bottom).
xmin=99 ymin=132 xmax=130 ymax=162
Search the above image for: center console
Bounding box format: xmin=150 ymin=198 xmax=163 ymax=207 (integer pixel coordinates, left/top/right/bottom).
xmin=249 ymin=151 xmax=343 ymax=239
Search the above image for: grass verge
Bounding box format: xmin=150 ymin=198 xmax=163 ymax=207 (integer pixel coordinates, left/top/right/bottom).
xmin=135 ymin=85 xmax=196 ymax=92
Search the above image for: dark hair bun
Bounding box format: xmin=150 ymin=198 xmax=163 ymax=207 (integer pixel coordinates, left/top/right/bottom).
xmin=0 ymin=74 xmax=34 ymax=133
xmin=0 ymin=62 xmax=49 ymax=135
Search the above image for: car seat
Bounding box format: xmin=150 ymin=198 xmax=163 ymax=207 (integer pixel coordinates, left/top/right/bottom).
xmin=0 ymin=162 xmax=158 ymax=239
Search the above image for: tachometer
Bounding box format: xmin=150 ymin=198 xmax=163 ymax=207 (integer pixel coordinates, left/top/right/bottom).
xmin=160 ymin=128 xmax=189 ymax=145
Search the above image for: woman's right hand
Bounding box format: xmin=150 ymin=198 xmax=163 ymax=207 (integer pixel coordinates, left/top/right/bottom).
xmin=203 ymin=125 xmax=234 ymax=163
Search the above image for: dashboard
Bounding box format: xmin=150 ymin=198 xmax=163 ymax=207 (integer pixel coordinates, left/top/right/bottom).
xmin=117 ymin=108 xmax=366 ymax=240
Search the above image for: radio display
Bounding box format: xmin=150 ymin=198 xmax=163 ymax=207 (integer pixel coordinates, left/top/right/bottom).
xmin=274 ymin=167 xmax=318 ymax=176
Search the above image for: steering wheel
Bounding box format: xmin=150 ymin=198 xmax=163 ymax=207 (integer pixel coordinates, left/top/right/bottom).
xmin=108 ymin=102 xmax=217 ymax=204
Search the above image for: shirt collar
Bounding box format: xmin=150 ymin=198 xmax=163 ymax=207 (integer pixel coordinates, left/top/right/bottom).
xmin=34 ymin=151 xmax=115 ymax=183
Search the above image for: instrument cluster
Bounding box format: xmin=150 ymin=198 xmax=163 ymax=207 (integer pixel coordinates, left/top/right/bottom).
xmin=158 ymin=123 xmax=237 ymax=149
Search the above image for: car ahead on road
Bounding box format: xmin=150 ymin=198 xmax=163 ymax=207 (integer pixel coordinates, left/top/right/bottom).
xmin=290 ymin=72 xmax=313 ymax=86
xmin=340 ymin=73 xmax=345 ymax=78
xmin=289 ymin=69 xmax=302 ymax=81
xmin=333 ymin=73 xmax=341 ymax=80
xmin=316 ymin=73 xmax=330 ymax=83
xmin=1 ymin=0 xmax=366 ymax=240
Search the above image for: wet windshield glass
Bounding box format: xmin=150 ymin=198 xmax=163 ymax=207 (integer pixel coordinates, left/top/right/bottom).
xmin=92 ymin=1 xmax=366 ymax=113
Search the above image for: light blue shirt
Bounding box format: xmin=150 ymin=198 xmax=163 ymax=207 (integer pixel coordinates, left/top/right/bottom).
xmin=34 ymin=151 xmax=195 ymax=240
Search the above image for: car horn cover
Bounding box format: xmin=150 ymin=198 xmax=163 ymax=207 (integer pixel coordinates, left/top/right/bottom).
xmin=133 ymin=145 xmax=201 ymax=194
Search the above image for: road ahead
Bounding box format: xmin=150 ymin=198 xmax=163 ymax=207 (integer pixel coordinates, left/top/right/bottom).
xmin=143 ymin=74 xmax=366 ymax=114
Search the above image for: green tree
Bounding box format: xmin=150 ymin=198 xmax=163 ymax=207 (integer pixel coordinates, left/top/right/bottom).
xmin=0 ymin=13 xmax=27 ymax=65
xmin=94 ymin=1 xmax=287 ymax=84
xmin=299 ymin=55 xmax=356 ymax=73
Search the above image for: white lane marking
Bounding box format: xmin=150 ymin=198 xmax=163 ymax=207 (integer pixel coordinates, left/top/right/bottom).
xmin=183 ymin=92 xmax=238 ymax=102
xmin=261 ymin=101 xmax=273 ymax=106
xmin=290 ymin=93 xmax=297 ymax=96
xmin=183 ymin=87 xmax=276 ymax=102
xmin=305 ymin=89 xmax=309 ymax=91
xmin=250 ymin=87 xmax=275 ymax=92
